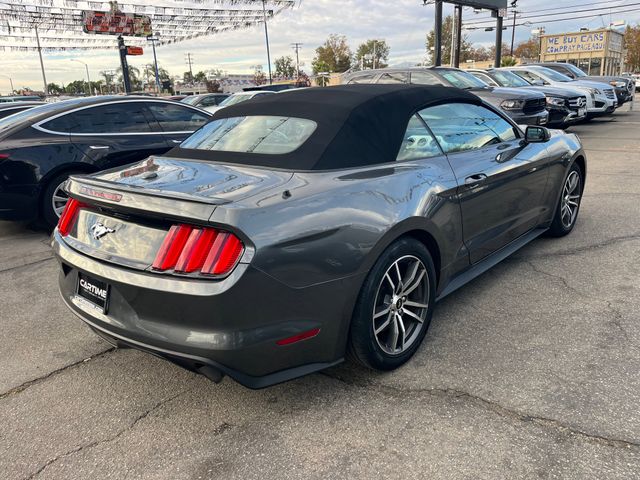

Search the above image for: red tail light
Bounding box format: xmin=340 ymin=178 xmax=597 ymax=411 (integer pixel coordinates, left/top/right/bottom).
xmin=0 ymin=153 xmax=10 ymax=160
xmin=57 ymin=198 xmax=87 ymax=236
xmin=152 ymin=225 xmax=244 ymax=277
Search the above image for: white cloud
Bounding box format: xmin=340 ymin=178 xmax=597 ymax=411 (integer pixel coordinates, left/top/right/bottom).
xmin=0 ymin=0 xmax=638 ymax=93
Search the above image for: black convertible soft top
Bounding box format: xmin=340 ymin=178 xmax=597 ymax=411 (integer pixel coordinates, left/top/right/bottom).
xmin=172 ymin=84 xmax=482 ymax=171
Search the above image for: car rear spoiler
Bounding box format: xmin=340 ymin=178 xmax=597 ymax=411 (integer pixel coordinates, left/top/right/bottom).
xmin=65 ymin=175 xmax=230 ymax=223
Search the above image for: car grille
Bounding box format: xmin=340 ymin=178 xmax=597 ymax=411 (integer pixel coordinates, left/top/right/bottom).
xmin=567 ymin=96 xmax=587 ymax=111
xmin=523 ymin=98 xmax=546 ymax=115
xmin=604 ymin=89 xmax=615 ymax=99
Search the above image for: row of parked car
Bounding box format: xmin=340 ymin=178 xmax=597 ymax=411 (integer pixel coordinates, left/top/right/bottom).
xmin=343 ymin=62 xmax=635 ymax=129
xmin=0 ymin=61 xmax=633 ymax=229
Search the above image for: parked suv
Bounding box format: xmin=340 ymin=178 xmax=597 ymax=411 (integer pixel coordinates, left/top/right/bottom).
xmin=538 ymin=62 xmax=634 ymax=105
xmin=342 ymin=67 xmax=549 ymax=126
xmin=0 ymin=97 xmax=212 ymax=227
xmin=468 ymin=68 xmax=587 ymax=127
xmin=503 ymin=65 xmax=617 ymax=118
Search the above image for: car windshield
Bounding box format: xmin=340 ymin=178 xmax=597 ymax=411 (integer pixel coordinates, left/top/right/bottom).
xmin=530 ymin=66 xmax=573 ymax=82
xmin=218 ymin=94 xmax=255 ymax=107
xmin=439 ymin=70 xmax=488 ymax=89
xmin=181 ymin=96 xmax=200 ymax=105
xmin=561 ymin=63 xmax=587 ymax=77
xmin=180 ymin=115 xmax=317 ymax=155
xmin=491 ymin=70 xmax=531 ymax=87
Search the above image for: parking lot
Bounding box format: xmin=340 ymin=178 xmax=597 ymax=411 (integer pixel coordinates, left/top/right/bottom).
xmin=1 ymin=105 xmax=639 ymax=479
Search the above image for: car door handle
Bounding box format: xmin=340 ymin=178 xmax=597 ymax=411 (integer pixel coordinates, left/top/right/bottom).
xmin=170 ymin=139 xmax=182 ymax=144
xmin=89 ymin=145 xmax=109 ymax=150
xmin=465 ymin=173 xmax=487 ymax=185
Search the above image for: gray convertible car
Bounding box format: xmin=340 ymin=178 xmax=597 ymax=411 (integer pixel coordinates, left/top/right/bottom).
xmin=53 ymin=85 xmax=586 ymax=388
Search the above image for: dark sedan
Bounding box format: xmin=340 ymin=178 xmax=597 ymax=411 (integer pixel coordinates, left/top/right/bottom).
xmin=0 ymin=101 xmax=45 ymax=119
xmin=467 ymin=69 xmax=587 ymax=127
xmin=53 ymin=85 xmax=585 ymax=388
xmin=343 ymin=67 xmax=549 ymax=126
xmin=0 ymin=96 xmax=212 ymax=227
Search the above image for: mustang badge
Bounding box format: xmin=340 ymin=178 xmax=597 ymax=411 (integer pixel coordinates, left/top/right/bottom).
xmin=90 ymin=222 xmax=115 ymax=240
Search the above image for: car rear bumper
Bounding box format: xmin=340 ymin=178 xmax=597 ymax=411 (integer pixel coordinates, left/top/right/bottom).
xmin=53 ymin=230 xmax=359 ymax=388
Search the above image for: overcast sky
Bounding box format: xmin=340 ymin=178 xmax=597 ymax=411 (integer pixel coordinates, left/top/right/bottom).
xmin=1 ymin=0 xmax=638 ymax=92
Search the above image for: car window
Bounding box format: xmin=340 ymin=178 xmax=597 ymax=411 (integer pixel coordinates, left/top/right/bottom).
xmin=490 ymin=70 xmax=531 ymax=87
xmin=396 ymin=115 xmax=442 ymax=161
xmin=180 ymin=115 xmax=317 ymax=154
xmin=0 ymin=106 xmax=32 ymax=119
xmin=418 ymin=103 xmax=518 ymax=154
xmin=147 ymin=102 xmax=209 ymax=132
xmin=512 ymin=70 xmax=545 ymax=84
xmin=219 ymin=94 xmax=254 ymax=107
xmin=378 ymin=72 xmax=409 ymax=84
xmin=439 ymin=70 xmax=488 ymax=89
xmin=200 ymin=96 xmax=219 ymax=107
xmin=181 ymin=96 xmax=199 ymax=105
xmin=46 ymin=103 xmax=153 ymax=134
xmin=471 ymin=72 xmax=498 ymax=86
xmin=530 ymin=67 xmax=572 ymax=82
xmin=347 ymin=73 xmax=377 ymax=84
xmin=410 ymin=71 xmax=446 ymax=86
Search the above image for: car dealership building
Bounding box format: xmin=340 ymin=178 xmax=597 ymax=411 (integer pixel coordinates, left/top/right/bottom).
xmin=539 ymin=28 xmax=625 ymax=76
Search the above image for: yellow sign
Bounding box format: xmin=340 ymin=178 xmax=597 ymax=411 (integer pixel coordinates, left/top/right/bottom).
xmin=545 ymin=32 xmax=605 ymax=54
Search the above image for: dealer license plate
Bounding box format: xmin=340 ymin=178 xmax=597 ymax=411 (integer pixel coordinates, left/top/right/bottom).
xmin=77 ymin=272 xmax=110 ymax=313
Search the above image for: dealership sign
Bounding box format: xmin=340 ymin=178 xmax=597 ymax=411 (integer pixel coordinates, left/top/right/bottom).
xmin=82 ymin=9 xmax=152 ymax=37
xmin=545 ymin=32 xmax=606 ymax=54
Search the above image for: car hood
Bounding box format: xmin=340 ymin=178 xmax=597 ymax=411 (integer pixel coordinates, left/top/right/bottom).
xmin=472 ymin=86 xmax=544 ymax=101
xmin=89 ymin=155 xmax=294 ymax=204
xmin=569 ymin=79 xmax=614 ymax=90
xmin=579 ymin=75 xmax=630 ymax=85
xmin=515 ymin=85 xmax=584 ymax=98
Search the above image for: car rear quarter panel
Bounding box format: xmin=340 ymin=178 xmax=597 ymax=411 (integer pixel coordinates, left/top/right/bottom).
xmin=209 ymin=157 xmax=465 ymax=291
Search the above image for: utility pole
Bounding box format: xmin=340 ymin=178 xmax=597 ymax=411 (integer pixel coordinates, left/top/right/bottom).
xmin=118 ymin=36 xmax=132 ymax=94
xmin=148 ymin=36 xmax=161 ymax=93
xmin=185 ymin=52 xmax=194 ymax=81
xmin=262 ymin=0 xmax=273 ymax=84
xmin=34 ymin=25 xmax=48 ymax=95
xmin=373 ymin=40 xmax=377 ymax=69
xmin=291 ymin=42 xmax=303 ymax=80
xmin=433 ymin=0 xmax=443 ymax=66
xmin=0 ymin=75 xmax=14 ymax=94
xmin=510 ymin=1 xmax=518 ymax=56
xmin=453 ymin=4 xmax=462 ymax=68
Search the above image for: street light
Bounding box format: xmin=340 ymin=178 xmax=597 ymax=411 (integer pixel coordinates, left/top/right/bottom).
xmin=0 ymin=74 xmax=14 ymax=95
xmin=70 ymin=59 xmax=92 ymax=96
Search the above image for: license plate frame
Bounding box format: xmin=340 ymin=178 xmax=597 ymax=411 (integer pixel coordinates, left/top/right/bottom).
xmin=77 ymin=272 xmax=110 ymax=314
xmin=578 ymin=107 xmax=587 ymax=117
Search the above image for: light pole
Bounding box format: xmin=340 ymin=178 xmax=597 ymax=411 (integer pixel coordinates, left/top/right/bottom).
xmin=147 ymin=36 xmax=161 ymax=93
xmin=70 ymin=59 xmax=91 ymax=96
xmin=261 ymin=0 xmax=273 ymax=84
xmin=0 ymin=74 xmax=14 ymax=95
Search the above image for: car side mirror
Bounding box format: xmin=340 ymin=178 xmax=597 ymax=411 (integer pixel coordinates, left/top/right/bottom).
xmin=525 ymin=126 xmax=550 ymax=143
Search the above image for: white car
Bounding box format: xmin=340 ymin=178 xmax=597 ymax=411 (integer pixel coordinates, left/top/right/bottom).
xmin=204 ymin=90 xmax=276 ymax=114
xmin=503 ymin=66 xmax=617 ymax=117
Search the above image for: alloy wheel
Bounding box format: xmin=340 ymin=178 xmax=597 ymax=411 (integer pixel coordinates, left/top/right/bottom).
xmin=372 ymin=255 xmax=430 ymax=355
xmin=51 ymin=180 xmax=69 ymax=218
xmin=560 ymin=170 xmax=581 ymax=229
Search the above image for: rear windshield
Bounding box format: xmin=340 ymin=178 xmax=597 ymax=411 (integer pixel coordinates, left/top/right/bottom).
xmin=491 ymin=70 xmax=531 ymax=87
xmin=180 ymin=115 xmax=317 ymax=154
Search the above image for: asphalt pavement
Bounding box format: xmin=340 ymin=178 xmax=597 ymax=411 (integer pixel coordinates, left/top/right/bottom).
xmin=1 ymin=105 xmax=639 ymax=479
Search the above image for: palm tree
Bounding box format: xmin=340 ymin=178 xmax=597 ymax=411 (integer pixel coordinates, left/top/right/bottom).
xmin=116 ymin=66 xmax=142 ymax=90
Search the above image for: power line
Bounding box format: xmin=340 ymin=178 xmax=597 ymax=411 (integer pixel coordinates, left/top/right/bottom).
xmin=463 ymin=0 xmax=632 ymax=25
xmin=463 ymin=5 xmax=640 ymax=30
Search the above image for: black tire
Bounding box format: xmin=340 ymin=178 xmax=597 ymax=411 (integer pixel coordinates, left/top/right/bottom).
xmin=547 ymin=162 xmax=584 ymax=237
xmin=41 ymin=171 xmax=81 ymax=230
xmin=348 ymin=237 xmax=436 ymax=371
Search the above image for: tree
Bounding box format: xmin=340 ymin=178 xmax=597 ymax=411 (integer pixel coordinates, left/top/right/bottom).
xmin=625 ymin=24 xmax=640 ymax=71
xmin=274 ymin=55 xmax=296 ymax=79
xmin=183 ymin=71 xmax=194 ymax=84
xmin=205 ymin=78 xmax=222 ymax=93
xmin=355 ymin=39 xmax=390 ymax=69
xmin=514 ymin=37 xmax=540 ymax=61
xmin=194 ymin=71 xmax=208 ymax=83
xmin=47 ymin=83 xmax=64 ymax=94
xmin=312 ymin=34 xmax=352 ymax=74
xmin=426 ymin=15 xmax=473 ymax=65
xmin=253 ymin=66 xmax=266 ymax=86
xmin=470 ymin=45 xmax=491 ymax=61
xmin=116 ymin=66 xmax=141 ymax=90
xmin=501 ymin=56 xmax=518 ymax=67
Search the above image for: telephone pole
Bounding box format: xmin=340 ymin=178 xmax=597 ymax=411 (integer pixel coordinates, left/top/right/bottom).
xmin=510 ymin=0 xmax=518 ymax=56
xmin=185 ymin=52 xmax=194 ymax=81
xmin=291 ymin=42 xmax=303 ymax=80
